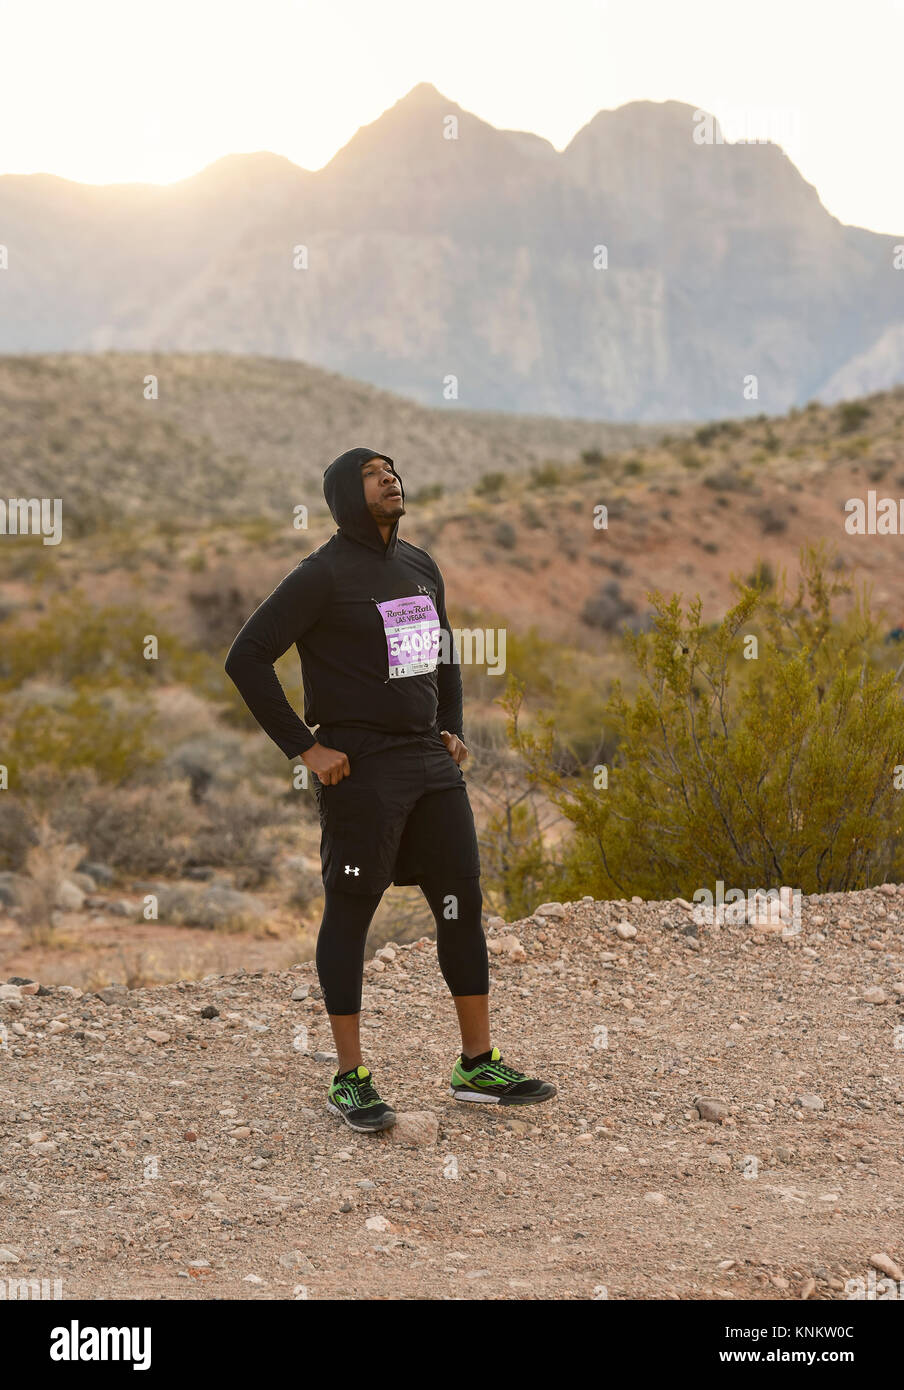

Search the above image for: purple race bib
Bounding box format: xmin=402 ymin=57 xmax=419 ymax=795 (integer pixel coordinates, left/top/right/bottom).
xmin=376 ymin=594 xmax=441 ymax=679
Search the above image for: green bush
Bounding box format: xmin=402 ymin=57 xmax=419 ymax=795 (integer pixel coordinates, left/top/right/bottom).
xmin=839 ymin=401 xmax=870 ymax=434
xmin=507 ymin=544 xmax=904 ymax=899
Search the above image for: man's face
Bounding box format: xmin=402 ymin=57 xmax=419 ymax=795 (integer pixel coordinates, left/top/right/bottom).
xmin=361 ymin=457 xmax=405 ymax=523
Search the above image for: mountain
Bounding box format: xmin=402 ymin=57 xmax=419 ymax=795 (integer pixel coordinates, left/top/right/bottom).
xmin=0 ymin=84 xmax=901 ymax=420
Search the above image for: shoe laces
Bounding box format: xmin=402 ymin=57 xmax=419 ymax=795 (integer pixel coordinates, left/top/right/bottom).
xmin=489 ymin=1057 xmax=525 ymax=1083
xmin=352 ymin=1074 xmax=381 ymax=1105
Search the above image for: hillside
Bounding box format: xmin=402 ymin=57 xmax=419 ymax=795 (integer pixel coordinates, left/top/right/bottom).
xmin=1 ymin=85 xmax=902 ymax=419
xmin=1 ymin=888 xmax=902 ymax=1300
xmin=3 ymin=355 xmax=904 ymax=648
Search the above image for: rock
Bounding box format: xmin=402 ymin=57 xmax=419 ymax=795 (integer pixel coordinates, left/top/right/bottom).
xmin=0 ymin=873 xmax=26 ymax=908
xmin=47 ymin=1020 xmax=68 ymax=1035
xmin=19 ymin=983 xmax=39 ymax=996
xmin=365 ymin=1214 xmax=392 ymax=1232
xmin=0 ymin=1248 xmax=20 ymax=1263
xmin=106 ymin=899 xmax=138 ymax=918
xmin=878 ymin=883 xmax=898 ymax=896
xmin=95 ymin=987 xmax=130 ymax=1006
xmin=386 ymin=1112 xmax=439 ymax=1147
xmin=290 ymin=987 xmax=309 ymax=1002
xmin=863 ymin=987 xmax=887 ymax=1004
xmin=0 ymin=983 xmax=22 ymax=1000
xmin=313 ymin=1052 xmax=338 ymax=1063
xmin=55 ymin=879 xmax=86 ymax=911
xmin=278 ymin=1250 xmax=315 ymax=1272
xmin=230 ymin=1127 xmax=251 ymax=1139
xmin=375 ymin=946 xmax=396 ymax=962
xmin=534 ymin=903 xmax=566 ymax=919
xmin=695 ymin=1098 xmax=727 ymax=1123
xmin=644 ymin=1191 xmax=667 ymax=1205
xmin=485 ymin=916 xmax=506 ymax=931
xmin=794 ymin=1093 xmax=825 ymax=1112
xmin=146 ymin=1030 xmax=171 ymax=1045
xmin=615 ymin=922 xmax=637 ymax=940
xmin=32 ymin=1141 xmax=58 ymax=1154
xmin=800 ymin=1278 xmax=816 ymax=1300
xmin=78 ymin=860 xmax=114 ymax=886
xmin=490 ymin=934 xmax=526 ymax=962
xmin=871 ymin=1252 xmax=904 ymax=1281
xmin=199 ymin=1005 xmax=219 ymax=1019
xmin=708 ymin=1150 xmax=732 ymax=1168
xmin=243 ymin=1274 xmax=265 ymax=1284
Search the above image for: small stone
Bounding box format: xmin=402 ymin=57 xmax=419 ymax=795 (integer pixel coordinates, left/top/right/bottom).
xmin=243 ymin=1273 xmax=265 ymax=1284
xmin=708 ymin=1150 xmax=732 ymax=1168
xmin=644 ymin=1191 xmax=666 ymax=1205
xmin=199 ymin=1005 xmax=219 ymax=1019
xmin=356 ymin=1179 xmax=376 ymax=1190
xmin=800 ymin=1278 xmax=816 ymax=1300
xmin=871 ymin=1253 xmax=904 ymax=1282
xmin=794 ymin=1093 xmax=824 ymax=1112
xmin=290 ymin=987 xmax=309 ymax=1002
xmin=534 ymin=903 xmax=566 ymax=919
xmin=0 ymin=983 xmax=22 ymax=1000
xmin=146 ymin=1030 xmax=171 ymax=1045
xmin=365 ymin=1214 xmax=392 ymax=1232
xmin=863 ymin=987 xmax=887 ymax=1004
xmin=183 ymin=1131 xmax=198 ymax=1142
xmin=695 ymin=1098 xmax=727 ymax=1123
xmin=615 ymin=922 xmax=637 ymax=940
xmin=47 ymin=1020 xmax=68 ymax=1035
xmin=313 ymin=1052 xmax=338 ymax=1063
xmin=485 ymin=916 xmax=506 ymax=931
xmin=386 ymin=1112 xmax=439 ymax=1148
xmin=0 ymin=1249 xmax=20 ymax=1263
xmin=230 ymin=1126 xmax=251 ymax=1139
xmin=375 ymin=946 xmax=396 ymax=962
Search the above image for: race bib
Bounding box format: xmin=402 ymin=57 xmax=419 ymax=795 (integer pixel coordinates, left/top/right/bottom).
xmin=376 ymin=594 xmax=441 ymax=679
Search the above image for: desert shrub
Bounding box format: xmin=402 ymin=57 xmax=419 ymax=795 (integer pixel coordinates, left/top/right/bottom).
xmin=704 ymin=467 xmax=748 ymax=493
xmin=507 ymin=544 xmax=904 ymax=899
xmin=493 ymin=521 xmax=518 ymax=551
xmin=530 ymin=462 xmax=563 ymax=487
xmin=155 ymin=882 xmax=267 ymax=932
xmin=750 ymin=502 xmax=788 ymax=534
xmin=191 ymin=786 xmax=296 ymax=887
xmin=581 ymin=448 xmax=606 ymax=469
xmin=839 ymin=401 xmax=870 ymax=434
xmin=0 ymin=688 xmax=161 ymax=787
xmin=475 ymin=471 xmax=507 ymax=497
xmin=581 ymin=580 xmax=637 ymax=631
xmin=14 ymin=824 xmax=86 ymax=945
xmin=0 ymin=594 xmax=203 ymax=689
xmin=64 ymin=779 xmax=204 ymax=876
xmin=412 ymin=483 xmax=444 ymax=503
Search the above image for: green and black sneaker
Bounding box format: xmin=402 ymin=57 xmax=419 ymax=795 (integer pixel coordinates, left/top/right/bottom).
xmin=450 ymin=1046 xmax=557 ymax=1106
xmin=327 ymin=1064 xmax=396 ymax=1133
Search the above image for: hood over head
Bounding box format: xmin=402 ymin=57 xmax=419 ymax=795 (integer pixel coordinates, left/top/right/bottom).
xmin=323 ymin=446 xmax=405 ymax=555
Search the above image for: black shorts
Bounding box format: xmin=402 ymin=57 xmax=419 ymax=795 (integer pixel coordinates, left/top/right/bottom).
xmin=311 ymin=725 xmax=481 ymax=894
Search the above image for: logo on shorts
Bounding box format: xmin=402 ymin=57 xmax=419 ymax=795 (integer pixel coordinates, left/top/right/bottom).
xmin=344 ymin=865 xmax=360 ymax=876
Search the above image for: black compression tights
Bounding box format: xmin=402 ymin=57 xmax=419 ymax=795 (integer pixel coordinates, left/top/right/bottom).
xmin=315 ymin=876 xmax=489 ymax=1015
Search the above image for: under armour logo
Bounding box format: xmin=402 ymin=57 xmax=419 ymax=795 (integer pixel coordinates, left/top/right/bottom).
xmin=344 ymin=865 xmax=360 ymax=876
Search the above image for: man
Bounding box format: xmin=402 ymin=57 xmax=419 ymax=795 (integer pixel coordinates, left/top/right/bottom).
xmin=225 ymin=446 xmax=556 ymax=1132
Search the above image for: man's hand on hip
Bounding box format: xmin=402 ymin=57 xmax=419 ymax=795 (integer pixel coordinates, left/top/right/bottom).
xmin=302 ymin=742 xmax=351 ymax=785
xmin=440 ymin=730 xmax=469 ymax=766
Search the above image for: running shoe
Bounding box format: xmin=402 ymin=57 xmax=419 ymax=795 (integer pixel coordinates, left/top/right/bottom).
xmin=449 ymin=1046 xmax=557 ymax=1105
xmin=327 ymin=1064 xmax=397 ymax=1132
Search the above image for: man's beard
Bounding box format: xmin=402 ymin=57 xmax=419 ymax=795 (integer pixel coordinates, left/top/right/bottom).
xmin=369 ymin=500 xmax=406 ymax=523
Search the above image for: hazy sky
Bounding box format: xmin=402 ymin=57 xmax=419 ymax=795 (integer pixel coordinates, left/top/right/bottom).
xmin=1 ymin=0 xmax=902 ymax=233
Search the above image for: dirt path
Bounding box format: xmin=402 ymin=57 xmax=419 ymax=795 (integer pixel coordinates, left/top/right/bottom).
xmin=1 ymin=888 xmax=902 ymax=1300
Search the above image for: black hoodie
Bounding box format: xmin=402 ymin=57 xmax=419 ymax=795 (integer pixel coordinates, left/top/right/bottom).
xmin=224 ymin=446 xmax=463 ymax=758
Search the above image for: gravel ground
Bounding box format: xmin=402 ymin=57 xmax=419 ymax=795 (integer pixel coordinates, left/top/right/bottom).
xmin=1 ymin=887 xmax=903 ymax=1301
